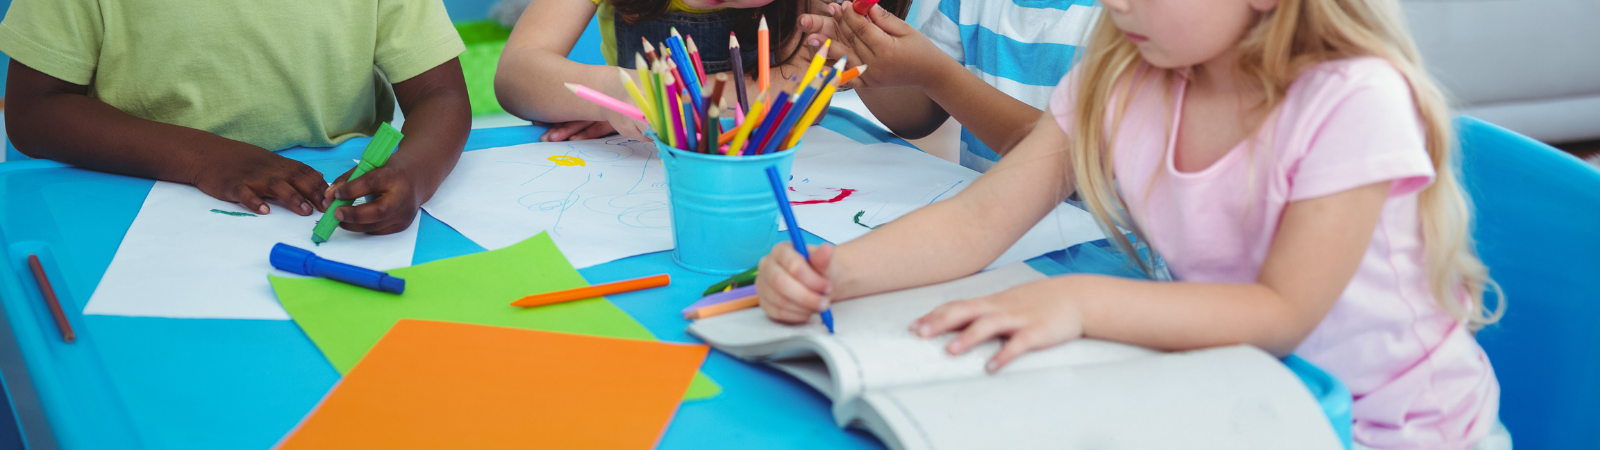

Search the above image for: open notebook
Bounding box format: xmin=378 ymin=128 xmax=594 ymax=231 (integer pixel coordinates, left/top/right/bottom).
xmin=688 ymin=263 xmax=1342 ymax=450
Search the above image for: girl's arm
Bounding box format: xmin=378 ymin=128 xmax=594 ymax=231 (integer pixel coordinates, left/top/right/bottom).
xmin=916 ymin=179 xmax=1393 ymax=371
xmin=756 ymin=111 xmax=1073 ymax=322
xmin=497 ymin=0 xmax=647 ymax=137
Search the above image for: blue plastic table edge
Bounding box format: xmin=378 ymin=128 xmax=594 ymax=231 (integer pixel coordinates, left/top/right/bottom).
xmin=0 ymin=108 xmax=1351 ymax=449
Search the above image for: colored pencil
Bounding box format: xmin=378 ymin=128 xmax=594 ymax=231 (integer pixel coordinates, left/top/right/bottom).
xmin=664 ymin=73 xmax=682 ymax=148
xmin=838 ymin=64 xmax=868 ymax=85
xmin=700 ymin=99 xmax=719 ymax=153
xmin=642 ymin=37 xmax=658 ymax=67
xmin=564 ymin=83 xmax=645 ymax=122
xmin=703 ymin=266 xmax=759 ymax=295
xmin=511 ymin=274 xmax=671 ymax=307
xmin=687 ymin=35 xmax=706 ymax=86
xmin=757 ymin=16 xmax=770 ymax=93
xmin=707 ymin=73 xmax=728 ymax=110
xmin=618 ymin=68 xmax=652 ymax=124
xmin=800 ymin=39 xmax=831 ymax=89
xmin=760 ymin=77 xmax=822 ymax=155
xmin=727 ymin=93 xmax=767 ymax=155
xmin=27 ymin=254 xmax=74 ymax=343
xmin=685 ymin=295 xmax=760 ymax=320
xmin=729 ymin=32 xmax=750 ymax=113
xmin=783 ymin=60 xmax=846 ymax=149
xmin=748 ymin=91 xmax=791 ymax=155
xmin=763 ymin=166 xmax=834 ymax=333
xmin=652 ymin=66 xmax=670 ymax=143
xmin=734 ymin=102 xmax=746 ymax=127
xmin=666 ymin=29 xmax=703 ymax=112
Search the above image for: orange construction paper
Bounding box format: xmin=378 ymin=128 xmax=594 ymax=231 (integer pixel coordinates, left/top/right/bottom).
xmin=278 ymin=319 xmax=709 ymax=450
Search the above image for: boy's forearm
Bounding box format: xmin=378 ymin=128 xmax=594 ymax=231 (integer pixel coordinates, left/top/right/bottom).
xmin=390 ymin=59 xmax=472 ymax=203
xmin=5 ymin=60 xmax=236 ymax=184
xmin=920 ymin=59 xmax=1041 ymax=156
xmin=856 ymin=87 xmax=949 ymax=139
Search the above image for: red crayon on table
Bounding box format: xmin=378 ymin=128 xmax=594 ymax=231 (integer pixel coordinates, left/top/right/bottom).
xmin=27 ymin=254 xmax=74 ymax=343
xmin=511 ymin=274 xmax=671 ymax=308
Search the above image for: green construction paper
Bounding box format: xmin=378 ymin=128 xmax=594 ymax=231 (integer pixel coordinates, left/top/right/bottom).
xmin=271 ymin=232 xmax=719 ymax=400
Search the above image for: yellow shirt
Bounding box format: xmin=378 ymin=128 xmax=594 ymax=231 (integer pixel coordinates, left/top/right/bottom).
xmin=0 ymin=0 xmax=464 ymax=150
xmin=591 ymin=0 xmax=720 ymax=66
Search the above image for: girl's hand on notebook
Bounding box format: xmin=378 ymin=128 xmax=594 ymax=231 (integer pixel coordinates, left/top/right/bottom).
xmin=826 ymin=1 xmax=951 ymax=90
xmin=911 ymin=278 xmax=1086 ymax=373
xmin=756 ymin=243 xmax=836 ymax=324
xmin=195 ymin=146 xmax=328 ymax=217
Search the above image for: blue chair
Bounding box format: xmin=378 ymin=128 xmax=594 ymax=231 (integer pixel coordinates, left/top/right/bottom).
xmin=1459 ymin=116 xmax=1600 ymax=449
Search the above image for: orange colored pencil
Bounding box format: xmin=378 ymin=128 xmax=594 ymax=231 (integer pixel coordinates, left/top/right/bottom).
xmin=511 ymin=274 xmax=671 ymax=307
xmin=684 ymin=295 xmax=759 ymax=320
xmin=757 ymin=16 xmax=770 ymax=93
xmin=838 ymin=65 xmax=868 ymax=85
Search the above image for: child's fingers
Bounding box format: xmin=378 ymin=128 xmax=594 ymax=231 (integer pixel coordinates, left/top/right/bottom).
xmin=946 ymin=312 xmax=1020 ymax=355
xmin=568 ymin=121 xmax=617 ymax=141
xmin=232 ymin=185 xmax=270 ymax=215
xmin=284 ymin=164 xmax=329 ymax=211
xmin=798 ymin=13 xmax=838 ymax=42
xmin=263 ymin=178 xmax=314 ymax=216
xmin=836 ymin=1 xmax=891 ymax=47
xmin=987 ymin=330 xmax=1054 ymax=373
xmin=541 ymin=121 xmax=592 ymax=142
xmin=911 ymin=298 xmax=989 ymax=337
xmin=867 ymin=4 xmax=916 ymax=38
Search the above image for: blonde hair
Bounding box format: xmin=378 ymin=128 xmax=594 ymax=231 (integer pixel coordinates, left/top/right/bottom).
xmin=1068 ymin=0 xmax=1503 ymax=328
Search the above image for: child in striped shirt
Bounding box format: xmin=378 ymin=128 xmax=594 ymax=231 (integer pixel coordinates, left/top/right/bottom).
xmin=802 ymin=0 xmax=1099 ymax=172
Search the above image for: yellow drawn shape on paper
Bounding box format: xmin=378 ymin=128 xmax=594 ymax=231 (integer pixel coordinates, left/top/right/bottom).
xmin=548 ymin=156 xmax=587 ymax=167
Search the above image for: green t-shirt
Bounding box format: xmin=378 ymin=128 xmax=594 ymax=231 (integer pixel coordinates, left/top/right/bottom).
xmin=0 ymin=0 xmax=465 ymax=150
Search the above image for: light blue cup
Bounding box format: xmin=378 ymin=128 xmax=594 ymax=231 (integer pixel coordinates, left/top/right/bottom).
xmin=656 ymin=137 xmax=798 ymax=275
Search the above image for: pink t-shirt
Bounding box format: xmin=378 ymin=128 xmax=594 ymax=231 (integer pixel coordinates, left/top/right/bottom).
xmin=1049 ymin=57 xmax=1498 ymax=449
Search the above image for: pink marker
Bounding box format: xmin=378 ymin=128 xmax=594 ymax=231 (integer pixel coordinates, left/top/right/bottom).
xmin=563 ymin=83 xmax=646 ymax=122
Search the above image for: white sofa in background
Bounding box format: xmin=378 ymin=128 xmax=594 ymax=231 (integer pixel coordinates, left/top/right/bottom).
xmin=1404 ymin=0 xmax=1600 ymax=144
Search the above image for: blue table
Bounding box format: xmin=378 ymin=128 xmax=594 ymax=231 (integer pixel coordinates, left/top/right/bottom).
xmin=0 ymin=110 xmax=1349 ymax=449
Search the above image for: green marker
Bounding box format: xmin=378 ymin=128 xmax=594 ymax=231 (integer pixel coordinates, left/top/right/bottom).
xmin=312 ymin=123 xmax=403 ymax=244
xmin=702 ymin=266 xmax=759 ymax=296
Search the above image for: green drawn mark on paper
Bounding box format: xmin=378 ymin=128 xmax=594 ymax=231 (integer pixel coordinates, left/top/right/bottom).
xmin=853 ymin=211 xmax=880 ymax=230
xmin=210 ymin=209 xmax=257 ymax=217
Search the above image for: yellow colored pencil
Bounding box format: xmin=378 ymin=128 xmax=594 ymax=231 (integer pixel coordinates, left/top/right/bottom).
xmin=727 ymin=92 xmax=768 ymax=155
xmin=619 ymin=68 xmax=652 ymax=127
xmin=800 ymin=39 xmax=831 ymax=89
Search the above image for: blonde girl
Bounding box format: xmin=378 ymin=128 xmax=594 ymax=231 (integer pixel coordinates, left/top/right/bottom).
xmin=755 ymin=0 xmax=1507 ymax=448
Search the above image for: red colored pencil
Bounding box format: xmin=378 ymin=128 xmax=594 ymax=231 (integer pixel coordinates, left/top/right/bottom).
xmin=27 ymin=254 xmax=74 ymax=343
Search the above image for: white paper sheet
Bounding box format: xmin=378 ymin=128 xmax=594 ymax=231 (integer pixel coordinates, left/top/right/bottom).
xmin=420 ymin=128 xmax=865 ymax=268
xmin=85 ymin=181 xmax=420 ymax=320
xmin=787 ymin=143 xmax=1106 ymax=269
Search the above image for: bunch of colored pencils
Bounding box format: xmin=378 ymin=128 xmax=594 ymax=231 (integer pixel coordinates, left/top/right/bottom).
xmin=563 ymin=17 xmax=867 ymax=156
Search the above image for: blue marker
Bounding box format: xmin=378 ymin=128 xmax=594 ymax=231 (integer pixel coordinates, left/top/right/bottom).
xmin=765 ymin=166 xmax=834 ymax=333
xmin=270 ymin=243 xmax=405 ymax=294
